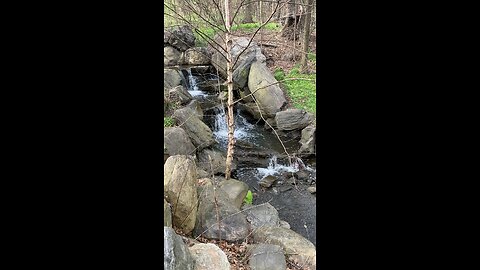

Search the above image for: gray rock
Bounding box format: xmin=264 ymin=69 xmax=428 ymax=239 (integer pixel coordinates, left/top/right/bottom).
xmin=196 ymin=168 xmax=209 ymax=179
xmin=275 ymin=109 xmax=314 ymax=131
xmin=239 ymin=87 xmax=254 ymax=103
xmin=164 ymin=46 xmax=184 ymax=66
xmin=185 ymin=47 xmax=211 ymax=65
xmin=247 ymin=244 xmax=286 ymax=270
xmin=218 ymin=179 xmax=249 ymax=209
xmin=298 ymin=124 xmax=316 ymax=155
xmin=173 ymin=107 xmax=215 ymax=151
xmin=164 ymin=199 xmax=172 ymax=227
xmin=307 ymin=186 xmax=316 ymax=194
xmin=253 ymin=227 xmax=316 ymax=269
xmin=238 ymin=102 xmax=266 ymax=120
xmin=196 ymin=148 xmax=236 ymax=175
xmin=164 ymin=155 xmax=198 ymax=234
xmin=189 ymin=243 xmax=230 ymax=270
xmin=164 ymin=127 xmax=196 ymax=156
xmin=211 ymin=37 xmax=264 ymax=89
xmin=217 ymin=91 xmax=228 ymax=103
xmin=164 ymin=68 xmax=187 ymax=90
xmin=165 ymin=25 xmax=196 ymax=51
xmin=194 ymin=183 xmax=249 ymax=242
xmin=242 ymin=202 xmax=280 ymax=230
xmin=164 ymin=227 xmax=195 ymax=270
xmin=248 ymin=61 xmax=286 ymax=117
xmin=186 ymin=99 xmax=204 ymax=120
xmin=294 ymin=170 xmax=310 ymax=181
xmin=279 ymin=220 xmax=291 ymax=229
xmin=168 ymin=85 xmax=192 ymax=105
xmin=259 ymin=175 xmax=276 ymax=188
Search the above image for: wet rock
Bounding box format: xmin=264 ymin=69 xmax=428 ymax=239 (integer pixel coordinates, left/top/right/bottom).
xmin=275 ymin=109 xmax=314 ymax=131
xmin=253 ymin=227 xmax=316 ymax=269
xmin=191 ymin=65 xmax=211 ymax=74
xmin=168 ymin=85 xmax=192 ymax=105
xmin=298 ymin=124 xmax=316 ymax=156
xmin=164 ymin=68 xmax=187 ymax=90
xmin=164 ymin=25 xmax=196 ymax=52
xmin=237 ymin=102 xmax=267 ymax=120
xmin=189 ymin=243 xmax=230 ymax=270
xmin=279 ymin=220 xmax=291 ymax=229
xmin=164 ymin=199 xmax=172 ymax=227
xmin=186 ymin=99 xmax=204 ymax=120
xmin=164 ymin=46 xmax=184 ymax=66
xmin=194 ymin=183 xmax=249 ymax=242
xmin=294 ymin=170 xmax=310 ymax=182
xmin=218 ymin=178 xmax=249 ymax=209
xmin=307 ymin=186 xmax=316 ymax=194
xmin=164 ymin=127 xmax=196 ymax=157
xmin=247 ymin=244 xmax=286 ymax=270
xmin=248 ymin=61 xmax=287 ymax=117
xmin=164 ymin=155 xmax=198 ymax=234
xmin=164 ymin=227 xmax=195 ymax=270
xmin=185 ymin=47 xmax=211 ymax=65
xmin=259 ymin=175 xmax=276 ymax=188
xmin=242 ymin=202 xmax=280 ymax=230
xmin=173 ymin=107 xmax=215 ymax=151
xmin=196 ymin=148 xmax=236 ymax=175
xmin=264 ymin=117 xmax=276 ymax=130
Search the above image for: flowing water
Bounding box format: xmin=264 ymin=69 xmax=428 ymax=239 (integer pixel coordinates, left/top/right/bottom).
xmin=183 ymin=67 xmax=317 ymax=246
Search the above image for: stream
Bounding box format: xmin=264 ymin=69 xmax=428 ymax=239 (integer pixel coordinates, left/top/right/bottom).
xmin=183 ymin=67 xmax=317 ymax=246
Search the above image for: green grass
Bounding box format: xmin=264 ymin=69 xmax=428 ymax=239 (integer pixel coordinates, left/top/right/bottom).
xmin=274 ymin=66 xmax=316 ymax=113
xmin=193 ymin=22 xmax=280 ymax=46
xmin=164 ymin=117 xmax=174 ymax=127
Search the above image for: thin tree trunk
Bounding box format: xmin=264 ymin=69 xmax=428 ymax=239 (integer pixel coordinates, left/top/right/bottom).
xmin=242 ymin=1 xmax=254 ymax=23
xmin=300 ymin=0 xmax=313 ymax=72
xmin=224 ymin=0 xmax=235 ymax=180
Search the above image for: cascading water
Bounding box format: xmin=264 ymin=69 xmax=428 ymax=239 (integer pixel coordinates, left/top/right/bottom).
xmin=212 ymin=106 xmax=255 ymax=148
xmin=256 ymin=155 xmax=316 ymax=179
xmin=186 ymin=68 xmax=208 ymax=97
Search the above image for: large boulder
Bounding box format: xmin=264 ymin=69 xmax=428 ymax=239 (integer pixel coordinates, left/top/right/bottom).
xmin=247 ymin=244 xmax=286 ymax=270
xmin=253 ymin=227 xmax=316 ymax=269
xmin=194 ymin=182 xmax=249 ymax=242
xmin=196 ymin=148 xmax=236 ymax=175
xmin=275 ymin=109 xmax=314 ymax=131
xmin=168 ymin=85 xmax=192 ymax=105
xmin=164 ymin=227 xmax=195 ymax=270
xmin=164 ymin=68 xmax=186 ymax=90
xmin=185 ymin=47 xmax=211 ymax=65
xmin=173 ymin=107 xmax=215 ymax=151
xmin=218 ymin=179 xmax=249 ymax=209
xmin=248 ymin=61 xmax=287 ymax=117
xmin=164 ymin=155 xmax=198 ymax=234
xmin=164 ymin=46 xmax=184 ymax=66
xmin=164 ymin=199 xmax=172 ymax=227
xmin=164 ymin=127 xmax=196 ymax=156
xmin=189 ymin=243 xmax=230 ymax=270
xmin=298 ymin=124 xmax=316 ymax=155
xmin=185 ymin=99 xmax=204 ymax=120
xmin=242 ymin=202 xmax=280 ymax=230
xmin=211 ymin=36 xmax=265 ymax=89
xmin=164 ymin=25 xmax=196 ymax=52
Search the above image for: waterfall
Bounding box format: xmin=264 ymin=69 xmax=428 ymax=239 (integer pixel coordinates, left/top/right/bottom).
xmin=186 ymin=68 xmax=207 ymax=97
xmin=256 ymin=155 xmax=316 ymax=179
xmin=212 ymin=106 xmax=255 ymax=148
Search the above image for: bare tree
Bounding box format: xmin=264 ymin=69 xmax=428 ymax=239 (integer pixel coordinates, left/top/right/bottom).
xmin=300 ymin=0 xmax=313 ymax=72
xmin=242 ymin=1 xmax=254 ymax=23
